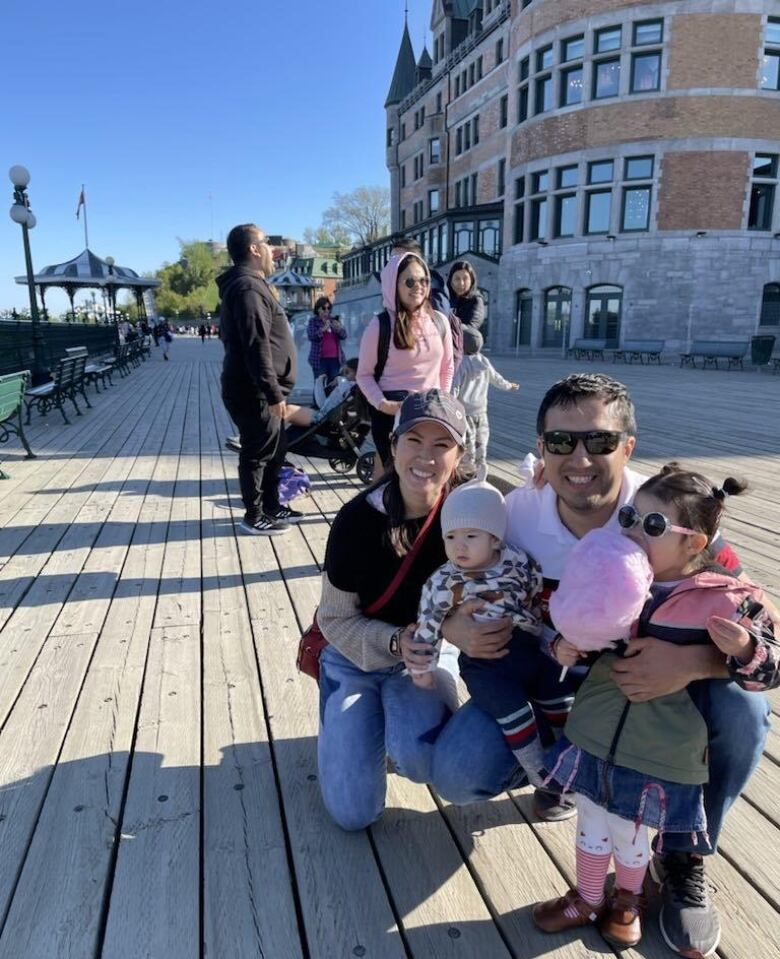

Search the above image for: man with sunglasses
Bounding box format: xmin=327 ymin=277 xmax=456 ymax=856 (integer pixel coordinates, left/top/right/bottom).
xmin=218 ymin=224 xmax=299 ymax=536
xmin=428 ymin=373 xmax=769 ymax=959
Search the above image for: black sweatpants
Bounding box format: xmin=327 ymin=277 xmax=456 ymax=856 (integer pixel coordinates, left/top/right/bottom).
xmin=222 ymin=389 xmax=286 ymax=523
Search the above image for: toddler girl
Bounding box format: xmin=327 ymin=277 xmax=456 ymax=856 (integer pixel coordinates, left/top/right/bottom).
xmin=533 ymin=463 xmax=778 ymax=949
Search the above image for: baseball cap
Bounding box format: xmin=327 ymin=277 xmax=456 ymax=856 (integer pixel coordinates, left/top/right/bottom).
xmin=393 ymin=389 xmax=467 ymax=445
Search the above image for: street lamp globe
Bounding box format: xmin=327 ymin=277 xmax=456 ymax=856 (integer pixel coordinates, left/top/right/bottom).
xmin=9 ymin=204 xmax=29 ymax=224
xmin=26 ymin=212 xmax=36 ymax=229
xmin=8 ymin=165 xmax=30 ymax=188
xmin=105 ymin=256 xmax=115 ymax=267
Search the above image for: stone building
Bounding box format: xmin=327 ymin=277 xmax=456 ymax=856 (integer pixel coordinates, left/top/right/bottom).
xmin=339 ymin=0 xmax=780 ymax=354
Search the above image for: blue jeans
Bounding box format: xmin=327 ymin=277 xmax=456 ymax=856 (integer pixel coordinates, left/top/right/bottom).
xmin=432 ymin=678 xmax=769 ymax=853
xmin=319 ymin=357 xmax=342 ymax=382
xmin=318 ymin=645 xmax=453 ymax=831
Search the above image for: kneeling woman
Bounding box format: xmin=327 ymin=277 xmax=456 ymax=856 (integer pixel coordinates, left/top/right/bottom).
xmin=317 ymin=390 xmax=470 ymax=830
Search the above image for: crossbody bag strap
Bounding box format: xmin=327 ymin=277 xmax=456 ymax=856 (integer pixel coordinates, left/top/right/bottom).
xmin=364 ymin=489 xmax=446 ymax=616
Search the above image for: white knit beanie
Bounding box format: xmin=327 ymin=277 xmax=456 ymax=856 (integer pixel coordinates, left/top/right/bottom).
xmin=441 ymin=479 xmax=506 ymax=541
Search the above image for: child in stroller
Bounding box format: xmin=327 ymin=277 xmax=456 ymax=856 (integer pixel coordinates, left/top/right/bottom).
xmin=225 ymin=359 xmax=376 ymax=483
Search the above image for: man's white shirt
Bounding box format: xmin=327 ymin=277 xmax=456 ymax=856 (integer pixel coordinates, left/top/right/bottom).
xmin=505 ymin=464 xmax=644 ymax=583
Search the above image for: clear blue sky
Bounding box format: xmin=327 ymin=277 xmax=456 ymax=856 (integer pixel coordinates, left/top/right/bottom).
xmin=1 ymin=0 xmax=431 ymax=313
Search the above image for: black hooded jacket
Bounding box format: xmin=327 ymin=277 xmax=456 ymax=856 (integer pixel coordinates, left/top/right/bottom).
xmin=217 ymin=265 xmax=296 ymax=405
xmin=450 ymin=291 xmax=485 ymax=330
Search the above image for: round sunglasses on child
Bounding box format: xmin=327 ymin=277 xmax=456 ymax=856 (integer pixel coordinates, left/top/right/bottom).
xmin=618 ymin=504 xmax=698 ymax=538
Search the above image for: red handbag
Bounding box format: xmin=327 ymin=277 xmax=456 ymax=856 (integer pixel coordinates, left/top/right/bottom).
xmin=296 ymin=493 xmax=444 ymax=681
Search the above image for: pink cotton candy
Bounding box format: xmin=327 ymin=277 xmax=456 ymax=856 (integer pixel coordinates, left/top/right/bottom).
xmin=549 ymin=528 xmax=653 ymax=652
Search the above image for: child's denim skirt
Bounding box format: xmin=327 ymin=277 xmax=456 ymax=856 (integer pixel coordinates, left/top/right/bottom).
xmin=545 ymin=737 xmax=709 ymax=848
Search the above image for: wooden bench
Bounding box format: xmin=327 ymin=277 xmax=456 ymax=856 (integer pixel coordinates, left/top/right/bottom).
xmin=680 ymin=340 xmax=749 ymax=370
xmin=0 ymin=370 xmax=35 ymax=477
xmin=24 ymin=352 xmax=92 ymax=425
xmin=612 ymin=339 xmax=665 ymax=364
xmin=65 ymin=346 xmax=114 ymax=393
xmin=568 ymin=338 xmax=608 ymax=360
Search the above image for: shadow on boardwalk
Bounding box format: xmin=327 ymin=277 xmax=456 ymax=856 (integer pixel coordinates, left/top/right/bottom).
xmin=0 ymin=743 xmax=631 ymax=958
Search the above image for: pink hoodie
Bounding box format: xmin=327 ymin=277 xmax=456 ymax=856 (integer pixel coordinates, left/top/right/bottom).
xmin=356 ymin=254 xmax=454 ymax=410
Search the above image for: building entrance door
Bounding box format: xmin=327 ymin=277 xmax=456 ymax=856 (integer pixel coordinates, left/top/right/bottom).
xmin=585 ymin=285 xmax=622 ymax=345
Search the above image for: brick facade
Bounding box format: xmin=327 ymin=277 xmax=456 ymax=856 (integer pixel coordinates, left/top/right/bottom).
xmin=657 ymin=152 xmax=749 ymax=231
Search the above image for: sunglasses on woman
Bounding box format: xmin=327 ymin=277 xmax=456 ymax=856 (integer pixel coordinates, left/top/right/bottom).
xmin=542 ymin=429 xmax=625 ymax=456
xmin=403 ymin=276 xmax=430 ymax=290
xmin=618 ymin=505 xmax=698 ymax=538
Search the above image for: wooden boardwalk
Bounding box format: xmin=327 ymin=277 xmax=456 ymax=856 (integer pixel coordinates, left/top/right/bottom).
xmin=0 ymin=338 xmax=777 ymax=959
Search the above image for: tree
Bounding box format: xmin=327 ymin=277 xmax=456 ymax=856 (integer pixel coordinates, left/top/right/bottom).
xmin=302 ymin=224 xmax=352 ymax=248
xmin=150 ymin=240 xmax=230 ymax=319
xmin=320 ymin=186 xmax=390 ymax=248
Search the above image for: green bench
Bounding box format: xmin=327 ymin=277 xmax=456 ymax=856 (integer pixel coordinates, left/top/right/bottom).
xmin=569 ymin=338 xmax=608 ymax=360
xmin=25 ymin=352 xmax=92 ymax=425
xmin=680 ymin=340 xmax=749 ymax=370
xmin=0 ymin=371 xmax=35 ymax=478
xmin=612 ymin=339 xmax=665 ymax=364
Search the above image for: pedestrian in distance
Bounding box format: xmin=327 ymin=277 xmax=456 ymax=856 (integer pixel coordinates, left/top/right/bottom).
xmin=217 ymin=223 xmax=300 ymax=536
xmin=447 ymin=260 xmax=486 ymax=333
xmin=307 ymin=297 xmax=347 ymax=382
xmin=452 ymin=327 xmax=519 ymax=470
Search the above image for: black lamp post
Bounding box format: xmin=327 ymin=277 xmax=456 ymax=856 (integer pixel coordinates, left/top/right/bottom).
xmin=8 ymin=165 xmax=46 ymax=384
xmin=105 ymin=256 xmax=120 ymax=350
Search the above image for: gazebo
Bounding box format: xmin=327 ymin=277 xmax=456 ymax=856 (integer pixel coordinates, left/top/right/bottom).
xmin=267 ymin=268 xmax=318 ymax=316
xmin=15 ymin=248 xmax=160 ymax=321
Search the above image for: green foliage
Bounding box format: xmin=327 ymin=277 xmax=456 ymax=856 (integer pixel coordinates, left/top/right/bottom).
xmin=152 ymin=240 xmax=230 ymax=319
xmin=307 ymin=186 xmax=391 ymax=249
xmin=303 ymin=224 xmax=352 ymax=248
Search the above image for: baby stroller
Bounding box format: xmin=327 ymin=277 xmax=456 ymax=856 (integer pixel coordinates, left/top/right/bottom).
xmin=225 ymin=379 xmax=376 ymax=485
xmin=286 ymin=380 xmax=375 ymax=484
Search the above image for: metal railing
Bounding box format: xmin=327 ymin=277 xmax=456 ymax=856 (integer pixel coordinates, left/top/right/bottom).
xmin=0 ymin=319 xmax=116 ymax=378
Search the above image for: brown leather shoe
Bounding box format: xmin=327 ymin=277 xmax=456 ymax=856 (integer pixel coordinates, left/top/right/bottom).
xmin=533 ymin=888 xmax=606 ymax=933
xmin=600 ymin=887 xmax=647 ymax=948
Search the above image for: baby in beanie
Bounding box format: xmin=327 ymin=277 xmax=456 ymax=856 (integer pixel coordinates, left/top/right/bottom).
xmin=412 ymin=478 xmax=554 ymax=788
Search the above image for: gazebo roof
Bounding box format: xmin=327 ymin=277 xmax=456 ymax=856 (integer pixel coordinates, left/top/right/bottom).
xmin=16 ymin=248 xmax=160 ymax=289
xmin=267 ymin=269 xmax=318 ymax=290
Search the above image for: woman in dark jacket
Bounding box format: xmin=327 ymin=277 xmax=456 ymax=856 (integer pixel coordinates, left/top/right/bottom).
xmin=447 ymin=261 xmax=485 ymax=331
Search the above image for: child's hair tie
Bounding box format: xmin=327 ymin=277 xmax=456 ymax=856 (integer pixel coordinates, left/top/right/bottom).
xmin=712 ymin=486 xmax=726 ymax=501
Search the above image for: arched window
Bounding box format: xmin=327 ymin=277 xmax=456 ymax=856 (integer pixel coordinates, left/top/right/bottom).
xmin=543 ymin=287 xmax=572 ymax=348
xmin=760 ymin=283 xmax=780 ymax=325
xmin=514 ymin=288 xmax=533 ymax=347
xmin=586 ymin=284 xmax=623 ymax=345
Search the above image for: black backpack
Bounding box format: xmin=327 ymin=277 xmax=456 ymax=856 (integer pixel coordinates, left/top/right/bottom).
xmin=373 ymin=309 xmax=451 ymax=381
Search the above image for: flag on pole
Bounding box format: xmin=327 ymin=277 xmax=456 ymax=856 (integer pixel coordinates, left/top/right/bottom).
xmin=76 ymin=188 xmax=85 ymax=219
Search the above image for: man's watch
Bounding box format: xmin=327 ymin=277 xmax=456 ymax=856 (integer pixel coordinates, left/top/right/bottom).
xmin=389 ymin=627 xmax=404 ymax=658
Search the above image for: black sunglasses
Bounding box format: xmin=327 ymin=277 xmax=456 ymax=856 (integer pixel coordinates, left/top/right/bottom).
xmin=618 ymin=505 xmax=697 ymax=539
xmin=542 ymin=429 xmax=625 ymax=456
xmin=403 ymin=276 xmax=430 ymax=290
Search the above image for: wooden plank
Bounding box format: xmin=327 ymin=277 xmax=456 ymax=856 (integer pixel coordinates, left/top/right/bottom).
xmin=99 ymin=625 xmax=201 ymax=958
xmin=0 ymin=361 xmax=191 ymax=957
xmin=200 ymin=365 xmax=303 ymax=958
xmin=0 ymin=368 xmax=181 ymax=729
xmin=101 ymin=375 xmax=203 ymax=958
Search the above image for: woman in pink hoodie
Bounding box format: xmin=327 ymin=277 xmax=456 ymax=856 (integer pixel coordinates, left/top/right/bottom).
xmin=357 ymin=253 xmax=454 ymax=479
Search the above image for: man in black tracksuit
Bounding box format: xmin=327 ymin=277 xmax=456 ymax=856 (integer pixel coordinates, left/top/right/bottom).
xmin=218 ymin=224 xmax=298 ymax=535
